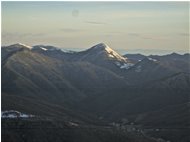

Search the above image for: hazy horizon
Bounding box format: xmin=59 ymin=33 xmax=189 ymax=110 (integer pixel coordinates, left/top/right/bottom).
xmin=2 ymin=42 xmax=189 ymax=56
xmin=2 ymin=1 xmax=189 ymax=54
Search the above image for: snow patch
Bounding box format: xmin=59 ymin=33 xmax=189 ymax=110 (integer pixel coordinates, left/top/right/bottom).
xmin=148 ymin=57 xmax=157 ymax=62
xmin=120 ymin=63 xmax=134 ymax=69
xmin=40 ymin=47 xmax=48 ymax=51
xmin=115 ymin=61 xmax=121 ymax=66
xmin=93 ymin=43 xmax=127 ymax=61
xmin=105 ymin=46 xmax=127 ymax=61
xmin=1 ymin=110 xmax=35 ymax=119
xmin=18 ymin=43 xmax=33 ymax=49
xmin=69 ymin=122 xmax=79 ymax=127
xmin=108 ymin=54 xmax=115 ymax=58
xmin=115 ymin=61 xmax=134 ymax=70
xmin=61 ymin=49 xmax=76 ymax=53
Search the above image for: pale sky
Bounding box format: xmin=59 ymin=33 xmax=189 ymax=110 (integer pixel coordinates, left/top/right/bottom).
xmin=1 ymin=2 xmax=189 ymax=54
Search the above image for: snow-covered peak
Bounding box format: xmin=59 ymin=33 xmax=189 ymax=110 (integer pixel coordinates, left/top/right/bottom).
xmin=17 ymin=43 xmax=33 ymax=49
xmin=91 ymin=43 xmax=127 ymax=61
xmin=93 ymin=43 xmax=108 ymax=49
xmin=105 ymin=46 xmax=126 ymax=60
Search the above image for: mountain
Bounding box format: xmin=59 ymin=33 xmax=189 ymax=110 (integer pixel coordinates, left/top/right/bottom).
xmin=146 ymin=72 xmax=190 ymax=89
xmin=2 ymin=43 xmax=190 ymax=142
xmin=2 ymin=42 xmax=129 ymax=95
xmin=32 ymin=45 xmax=59 ymax=51
xmin=120 ymin=52 xmax=190 ymax=84
xmin=149 ymin=52 xmax=190 ymax=61
xmin=2 ymin=43 xmax=129 ymax=118
xmin=123 ymin=57 xmax=178 ymax=84
xmin=31 ymin=45 xmax=74 ymax=61
xmin=77 ymin=43 xmax=135 ymax=70
xmin=31 ymin=43 xmax=136 ymax=83
xmin=2 ymin=43 xmax=32 ymax=63
xmin=78 ymin=71 xmax=190 ymax=120
xmin=148 ymin=53 xmax=190 ymax=73
xmin=123 ymin=53 xmax=146 ymax=63
xmin=78 ymin=43 xmax=127 ymax=62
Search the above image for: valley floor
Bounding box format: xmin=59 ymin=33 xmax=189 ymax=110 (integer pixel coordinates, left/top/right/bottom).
xmin=2 ymin=117 xmax=189 ymax=142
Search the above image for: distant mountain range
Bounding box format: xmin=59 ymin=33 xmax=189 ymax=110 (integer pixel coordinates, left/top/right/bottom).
xmin=2 ymin=43 xmax=190 ymax=142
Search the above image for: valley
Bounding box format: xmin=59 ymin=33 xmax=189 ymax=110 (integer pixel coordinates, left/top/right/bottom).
xmin=1 ymin=43 xmax=190 ymax=142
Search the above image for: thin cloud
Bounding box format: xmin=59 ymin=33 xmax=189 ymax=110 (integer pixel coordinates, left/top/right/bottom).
xmin=85 ymin=21 xmax=108 ymax=25
xmin=60 ymin=28 xmax=83 ymax=33
xmin=72 ymin=9 xmax=79 ymax=17
xmin=177 ymin=33 xmax=189 ymax=37
xmin=127 ymin=33 xmax=168 ymax=41
xmin=127 ymin=33 xmax=140 ymax=37
xmin=141 ymin=35 xmax=168 ymax=41
xmin=2 ymin=32 xmax=46 ymax=38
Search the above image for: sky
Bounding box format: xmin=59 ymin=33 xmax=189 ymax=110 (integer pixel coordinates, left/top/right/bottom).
xmin=1 ymin=1 xmax=189 ymax=55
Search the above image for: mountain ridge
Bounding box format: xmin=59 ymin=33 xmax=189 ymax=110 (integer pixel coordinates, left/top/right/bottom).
xmin=2 ymin=42 xmax=190 ymax=142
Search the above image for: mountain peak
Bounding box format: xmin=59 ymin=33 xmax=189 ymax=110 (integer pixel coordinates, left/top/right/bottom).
xmin=93 ymin=43 xmax=108 ymax=49
xmin=89 ymin=43 xmax=127 ymax=61
xmin=90 ymin=43 xmax=110 ymax=51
